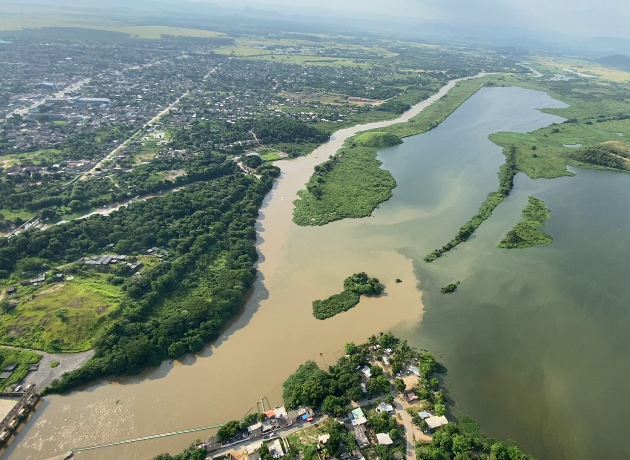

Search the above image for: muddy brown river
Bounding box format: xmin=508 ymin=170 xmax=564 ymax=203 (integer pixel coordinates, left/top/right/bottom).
xmin=6 ymin=77 xmax=481 ymax=460
xmin=11 ymin=77 xmax=630 ymax=460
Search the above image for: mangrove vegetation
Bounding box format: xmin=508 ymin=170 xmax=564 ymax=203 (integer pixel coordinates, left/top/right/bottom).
xmin=8 ymin=162 xmax=283 ymax=393
xmin=441 ymin=281 xmax=460 ymax=294
xmin=569 ymin=142 xmax=630 ymax=171
xmin=312 ymin=272 xmax=383 ymax=320
xmin=293 ymin=133 xmax=401 ymax=226
xmin=499 ymin=196 xmax=552 ymax=249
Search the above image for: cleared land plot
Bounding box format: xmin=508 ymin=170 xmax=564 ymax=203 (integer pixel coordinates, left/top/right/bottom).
xmin=0 ymin=276 xmax=123 ymax=352
xmin=279 ymin=92 xmax=361 ymax=106
xmin=0 ymin=399 xmax=18 ymax=419
xmin=532 ymin=56 xmax=630 ymax=83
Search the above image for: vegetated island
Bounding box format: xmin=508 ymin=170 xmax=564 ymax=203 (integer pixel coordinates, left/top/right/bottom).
xmin=293 ymin=78 xmax=489 ymax=227
xmin=294 ymin=69 xmax=630 ymax=249
xmin=424 ymin=145 xmax=517 ymax=262
xmin=441 ymin=281 xmax=460 ymax=293
xmin=293 ymin=132 xmax=401 ymax=226
xmin=157 ymin=333 xmax=536 ymax=460
xmin=313 ymin=272 xmax=383 ymax=320
xmin=498 ymin=196 xmax=552 ymax=249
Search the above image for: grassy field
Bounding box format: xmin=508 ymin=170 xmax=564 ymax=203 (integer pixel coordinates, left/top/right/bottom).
xmin=0 ymin=348 xmax=42 ymax=392
xmin=0 ymin=209 xmax=34 ymax=223
xmin=531 ymin=55 xmax=630 ymax=83
xmin=133 ymin=139 xmax=161 ymax=165
xmin=0 ymin=5 xmax=225 ymax=40
xmin=279 ymin=92 xmax=365 ymax=106
xmin=0 ymin=149 xmax=63 ymax=169
xmin=261 ymin=152 xmax=282 ymax=161
xmin=213 ymin=37 xmax=396 ymax=67
xmin=0 ymin=274 xmax=123 ymax=352
xmin=93 ymin=26 xmax=225 ymax=39
xmin=485 ymin=73 xmax=630 ymax=178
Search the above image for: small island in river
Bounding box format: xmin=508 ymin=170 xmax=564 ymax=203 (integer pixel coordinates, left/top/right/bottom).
xmin=498 ymin=196 xmax=552 ymax=249
xmin=441 ymin=281 xmax=460 ymax=293
xmin=312 ymin=272 xmax=384 ymax=320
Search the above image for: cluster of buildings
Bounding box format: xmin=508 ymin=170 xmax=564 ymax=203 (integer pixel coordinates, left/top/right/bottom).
xmin=345 ymin=403 xmax=400 ymax=450
xmin=0 ymin=38 xmax=221 ymax=159
xmin=20 ymin=273 xmax=46 ymax=287
xmin=203 ymin=405 xmax=316 ymax=455
xmin=82 ymin=254 xmax=142 ymax=272
xmin=149 ymin=58 xmax=395 ymax=156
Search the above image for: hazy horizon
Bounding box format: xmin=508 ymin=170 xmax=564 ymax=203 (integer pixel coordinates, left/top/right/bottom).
xmin=193 ymin=0 xmax=630 ymax=40
xmin=3 ymin=0 xmax=630 ymax=42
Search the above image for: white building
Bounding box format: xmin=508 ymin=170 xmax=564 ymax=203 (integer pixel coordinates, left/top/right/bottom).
xmin=376 ymin=433 xmax=393 ymax=445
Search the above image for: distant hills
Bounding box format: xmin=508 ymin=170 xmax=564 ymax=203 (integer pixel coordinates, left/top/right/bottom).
xmin=594 ymin=54 xmax=630 ymax=70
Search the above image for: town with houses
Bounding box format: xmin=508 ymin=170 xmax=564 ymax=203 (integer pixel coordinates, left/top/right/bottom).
xmin=199 ymin=337 xmax=450 ymax=460
xmin=0 ymin=35 xmax=427 ymax=238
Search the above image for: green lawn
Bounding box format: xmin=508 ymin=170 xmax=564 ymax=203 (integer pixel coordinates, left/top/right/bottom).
xmin=0 ymin=274 xmax=123 ymax=352
xmin=261 ymin=152 xmax=282 ymax=161
xmin=0 ymin=348 xmax=42 ymax=391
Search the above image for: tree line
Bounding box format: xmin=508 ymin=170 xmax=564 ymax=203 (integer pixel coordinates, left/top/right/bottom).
xmin=6 ymin=164 xmax=282 ymax=393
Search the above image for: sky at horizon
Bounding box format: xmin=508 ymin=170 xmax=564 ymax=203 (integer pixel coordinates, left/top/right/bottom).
xmin=196 ymin=0 xmax=630 ymax=39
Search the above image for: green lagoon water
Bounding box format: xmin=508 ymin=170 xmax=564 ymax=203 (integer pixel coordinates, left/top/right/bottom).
xmin=376 ymin=86 xmax=630 ymax=460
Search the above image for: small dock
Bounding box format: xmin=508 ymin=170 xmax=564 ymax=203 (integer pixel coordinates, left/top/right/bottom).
xmin=0 ymin=384 xmax=40 ymax=444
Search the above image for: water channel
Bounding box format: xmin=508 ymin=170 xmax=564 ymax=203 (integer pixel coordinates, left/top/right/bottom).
xmin=6 ymin=84 xmax=630 ymax=460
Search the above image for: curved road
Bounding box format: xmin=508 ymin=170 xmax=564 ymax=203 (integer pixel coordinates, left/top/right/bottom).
xmin=0 ymin=345 xmax=93 ymax=390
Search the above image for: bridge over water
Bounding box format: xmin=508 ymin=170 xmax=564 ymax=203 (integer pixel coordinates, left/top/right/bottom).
xmin=68 ymin=423 xmax=225 ymax=453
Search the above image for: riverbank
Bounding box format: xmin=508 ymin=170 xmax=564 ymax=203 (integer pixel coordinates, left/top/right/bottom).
xmin=293 ymin=76 xmax=490 ymax=227
xmin=5 ymin=72 xmax=457 ymax=460
xmin=0 ymin=346 xmax=94 ymax=391
xmin=8 ymin=80 xmax=608 ymax=460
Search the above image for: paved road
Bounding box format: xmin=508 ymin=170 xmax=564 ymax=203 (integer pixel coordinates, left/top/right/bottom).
xmin=7 ymin=78 xmax=91 ymax=118
xmin=81 ymin=65 xmax=218 ymax=180
xmin=0 ymin=345 xmax=94 ymax=390
xmin=81 ymin=128 xmax=143 ymax=179
xmin=206 ymin=415 xmax=328 ymax=458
